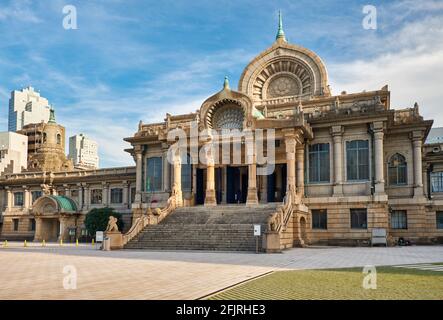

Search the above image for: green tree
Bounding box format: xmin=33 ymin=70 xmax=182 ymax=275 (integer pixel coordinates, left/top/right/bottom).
xmin=84 ymin=207 xmax=124 ymax=236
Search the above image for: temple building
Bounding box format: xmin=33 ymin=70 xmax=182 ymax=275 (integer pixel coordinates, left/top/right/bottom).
xmin=1 ymin=15 xmax=442 ymax=250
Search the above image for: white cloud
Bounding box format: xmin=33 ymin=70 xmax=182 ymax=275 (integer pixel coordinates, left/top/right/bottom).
xmin=0 ymin=0 xmax=42 ymax=23
xmin=329 ymin=9 xmax=443 ymax=126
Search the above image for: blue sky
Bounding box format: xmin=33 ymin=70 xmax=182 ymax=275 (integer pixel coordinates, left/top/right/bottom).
xmin=1 ymin=0 xmax=443 ymax=167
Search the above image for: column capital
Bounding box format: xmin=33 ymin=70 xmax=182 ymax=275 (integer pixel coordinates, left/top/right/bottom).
xmin=330 ymin=125 xmax=344 ymax=136
xmin=371 ymin=121 xmax=384 ymax=132
xmin=134 ymin=145 xmax=144 ymax=154
xmin=411 ymin=130 xmax=423 ymax=141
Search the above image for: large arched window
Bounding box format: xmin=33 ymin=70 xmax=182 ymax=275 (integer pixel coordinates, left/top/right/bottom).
xmin=388 ymin=153 xmax=407 ymax=185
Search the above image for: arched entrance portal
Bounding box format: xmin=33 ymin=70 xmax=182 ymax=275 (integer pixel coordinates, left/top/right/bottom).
xmin=31 ymin=195 xmax=79 ymax=242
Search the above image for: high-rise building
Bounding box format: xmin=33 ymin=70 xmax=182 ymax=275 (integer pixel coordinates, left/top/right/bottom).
xmin=8 ymin=86 xmax=51 ymax=132
xmin=0 ymin=131 xmax=28 ymax=176
xmin=68 ymin=134 xmax=99 ymax=169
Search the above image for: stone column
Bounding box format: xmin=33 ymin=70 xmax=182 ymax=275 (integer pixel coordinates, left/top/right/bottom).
xmin=412 ymin=131 xmax=424 ymax=197
xmin=34 ymin=217 xmax=43 ymax=241
xmin=204 ymin=152 xmax=217 ymax=207
xmin=260 ymin=172 xmax=268 ymax=203
xmin=77 ymin=184 xmax=83 ymax=210
xmin=172 ymin=152 xmax=183 ymax=207
xmin=163 ymin=147 xmax=171 ymax=192
xmin=285 ymin=134 xmax=297 ymax=193
xmin=331 ymin=126 xmax=344 ymax=196
xmin=102 ymin=183 xmax=109 ymax=206
xmin=122 ymin=180 xmax=128 ymax=206
xmin=134 ymin=149 xmax=143 ymax=204
xmin=6 ymin=188 xmax=12 ymax=212
xmin=58 ymin=217 xmax=66 ymax=241
xmin=246 ymin=135 xmax=258 ymax=205
xmin=373 ymin=122 xmax=385 ymax=194
xmin=83 ymin=185 xmax=90 ymax=210
xmin=296 ymin=146 xmax=305 ymax=196
xmin=23 ymin=187 xmax=30 ymax=210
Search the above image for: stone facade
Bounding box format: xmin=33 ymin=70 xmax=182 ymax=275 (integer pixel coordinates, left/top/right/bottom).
xmin=0 ymin=167 xmax=136 ymax=241
xmin=1 ymin=17 xmax=443 ymax=248
xmin=123 ymin=22 xmax=442 ymax=248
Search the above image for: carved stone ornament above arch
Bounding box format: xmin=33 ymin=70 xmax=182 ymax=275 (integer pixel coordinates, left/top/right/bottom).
xmin=238 ymin=41 xmax=330 ymax=102
xmin=199 ymin=87 xmax=254 ymax=131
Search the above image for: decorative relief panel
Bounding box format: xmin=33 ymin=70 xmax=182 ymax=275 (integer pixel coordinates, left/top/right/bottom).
xmin=267 ymin=75 xmax=301 ymax=98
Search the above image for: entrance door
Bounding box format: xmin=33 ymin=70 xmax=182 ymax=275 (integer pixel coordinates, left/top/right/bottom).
xmin=196 ymin=168 xmax=205 ymax=205
xmin=215 ymin=167 xmax=223 ymax=204
xmin=226 ymin=166 xmax=239 ymax=203
xmin=267 ymin=172 xmax=276 ymax=202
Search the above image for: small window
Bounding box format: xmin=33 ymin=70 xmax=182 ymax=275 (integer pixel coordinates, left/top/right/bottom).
xmin=391 ymin=210 xmax=408 ymax=229
xmin=14 ymin=192 xmax=24 ymax=207
xmin=350 ymin=208 xmax=367 ymax=229
xmin=388 ymin=154 xmax=407 ymax=185
xmin=13 ymin=219 xmax=19 ymax=231
xmin=71 ymin=189 xmax=79 ymax=198
xmin=91 ymin=189 xmax=102 ymax=204
xmin=431 ymin=172 xmax=443 ymax=193
xmin=31 ymin=191 xmax=42 ymax=203
xmin=346 ymin=140 xmax=369 ymax=181
xmin=312 ymin=209 xmax=327 ymax=229
xmin=437 ymin=212 xmax=443 ymax=229
xmin=275 ymin=140 xmax=281 ymax=148
xmin=110 ymin=188 xmax=123 ymax=204
xmin=57 ymin=133 xmax=61 ymax=145
xmin=309 ymin=143 xmax=330 ymax=183
xmin=181 ymin=154 xmax=192 ymax=191
xmin=146 ymin=157 xmax=163 ymax=192
xmin=29 ymin=219 xmax=36 ymax=232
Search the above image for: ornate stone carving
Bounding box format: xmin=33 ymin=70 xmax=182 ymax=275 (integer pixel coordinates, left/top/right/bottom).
xmin=106 ymin=216 xmax=119 ymax=232
xmin=267 ymin=75 xmax=301 ymax=98
xmin=211 ymin=105 xmax=244 ymax=130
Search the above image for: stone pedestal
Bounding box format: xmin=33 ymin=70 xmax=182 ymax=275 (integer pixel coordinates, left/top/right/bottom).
xmin=263 ymin=231 xmax=282 ymax=253
xmin=105 ymin=231 xmax=123 ymax=250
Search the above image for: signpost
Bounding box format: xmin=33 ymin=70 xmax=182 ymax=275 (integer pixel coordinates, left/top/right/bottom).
xmin=95 ymin=231 xmax=104 ymax=250
xmin=253 ymin=224 xmax=261 ymax=254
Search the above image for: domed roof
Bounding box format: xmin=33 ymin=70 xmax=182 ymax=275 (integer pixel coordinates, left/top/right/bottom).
xmin=238 ymin=13 xmax=330 ymax=102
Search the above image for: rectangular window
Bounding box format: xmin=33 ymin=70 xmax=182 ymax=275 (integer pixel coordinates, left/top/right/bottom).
xmin=31 ymin=191 xmax=42 ymax=203
xmin=14 ymin=192 xmax=24 ymax=207
xmin=431 ymin=172 xmax=443 ymax=192
xmin=437 ymin=212 xmax=443 ymax=229
xmin=309 ymin=143 xmax=330 ymax=183
xmin=391 ymin=210 xmax=408 ymax=229
xmin=71 ymin=189 xmax=79 ymax=198
xmin=91 ymin=189 xmax=102 ymax=204
xmin=346 ymin=140 xmax=369 ymax=181
xmin=350 ymin=208 xmax=367 ymax=229
xmin=29 ymin=219 xmax=36 ymax=232
xmin=312 ymin=209 xmax=327 ymax=229
xmin=146 ymin=157 xmax=163 ymax=192
xmin=13 ymin=219 xmax=19 ymax=231
xmin=110 ymin=188 xmax=123 ymax=204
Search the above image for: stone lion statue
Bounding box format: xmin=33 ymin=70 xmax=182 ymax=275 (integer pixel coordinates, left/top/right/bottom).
xmin=106 ymin=216 xmax=119 ymax=232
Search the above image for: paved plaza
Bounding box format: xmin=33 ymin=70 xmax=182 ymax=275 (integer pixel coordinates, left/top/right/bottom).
xmin=0 ymin=243 xmax=442 ymax=299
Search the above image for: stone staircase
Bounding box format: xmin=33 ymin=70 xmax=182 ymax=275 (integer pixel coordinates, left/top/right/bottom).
xmin=124 ymin=204 xmax=278 ymax=251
